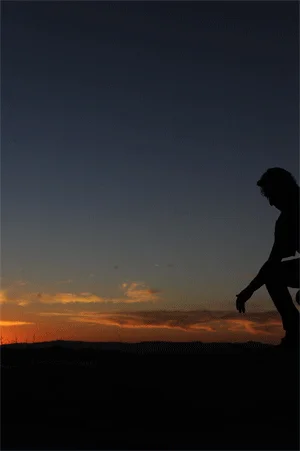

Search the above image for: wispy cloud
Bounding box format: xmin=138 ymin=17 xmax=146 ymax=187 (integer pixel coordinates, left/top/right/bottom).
xmin=121 ymin=282 xmax=161 ymax=303
xmin=15 ymin=280 xmax=29 ymax=287
xmin=0 ymin=280 xmax=30 ymax=305
xmin=0 ymin=289 xmax=34 ymax=306
xmin=0 ymin=291 xmax=7 ymax=304
xmin=56 ymin=279 xmax=73 ymax=285
xmin=0 ymin=281 xmax=162 ymax=306
xmin=224 ymin=317 xmax=282 ymax=335
xmin=39 ymin=312 xmax=73 ymax=317
xmin=38 ymin=310 xmax=282 ymax=336
xmin=18 ymin=301 xmax=31 ymax=307
xmin=0 ymin=320 xmax=34 ymax=327
xmin=37 ymin=292 xmax=106 ymax=304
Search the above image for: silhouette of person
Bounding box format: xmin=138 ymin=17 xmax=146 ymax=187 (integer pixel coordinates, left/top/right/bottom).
xmin=236 ymin=168 xmax=299 ymax=349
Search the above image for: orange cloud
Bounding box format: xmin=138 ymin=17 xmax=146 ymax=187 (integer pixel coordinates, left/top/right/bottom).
xmin=0 ymin=281 xmax=162 ymax=306
xmin=39 ymin=312 xmax=72 ymax=317
xmin=37 ymin=310 xmax=282 ymax=336
xmin=0 ymin=320 xmax=34 ymax=327
xmin=121 ymin=282 xmax=162 ymax=303
xmin=225 ymin=318 xmax=278 ymax=336
xmin=15 ymin=280 xmax=29 ymax=287
xmin=0 ymin=291 xmax=6 ymax=304
xmin=37 ymin=292 xmax=106 ymax=304
xmin=17 ymin=301 xmax=31 ymax=307
xmin=69 ymin=312 xmax=215 ymax=331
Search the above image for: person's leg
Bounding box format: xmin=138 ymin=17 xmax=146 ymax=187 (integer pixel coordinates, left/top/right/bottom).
xmin=265 ymin=258 xmax=299 ymax=337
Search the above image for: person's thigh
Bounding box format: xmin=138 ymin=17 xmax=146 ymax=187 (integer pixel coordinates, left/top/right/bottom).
xmin=280 ymin=258 xmax=300 ymax=288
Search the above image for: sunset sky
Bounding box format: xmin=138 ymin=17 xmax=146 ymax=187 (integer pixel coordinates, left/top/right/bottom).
xmin=1 ymin=1 xmax=299 ymax=344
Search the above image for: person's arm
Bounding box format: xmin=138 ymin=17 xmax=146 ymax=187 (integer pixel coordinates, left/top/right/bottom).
xmin=246 ymin=240 xmax=282 ymax=294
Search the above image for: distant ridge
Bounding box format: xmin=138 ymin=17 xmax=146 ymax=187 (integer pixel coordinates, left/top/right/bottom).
xmin=0 ymin=339 xmax=274 ymax=354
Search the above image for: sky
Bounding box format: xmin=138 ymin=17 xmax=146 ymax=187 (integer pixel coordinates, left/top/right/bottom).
xmin=1 ymin=1 xmax=299 ymax=344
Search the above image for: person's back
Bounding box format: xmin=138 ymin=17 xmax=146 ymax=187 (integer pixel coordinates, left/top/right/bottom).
xmin=275 ymin=189 xmax=299 ymax=259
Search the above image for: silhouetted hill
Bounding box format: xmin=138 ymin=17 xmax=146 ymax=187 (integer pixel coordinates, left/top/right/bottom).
xmin=0 ymin=340 xmax=277 ymax=368
xmin=1 ymin=339 xmax=273 ymax=352
xmin=1 ymin=340 xmax=298 ymax=450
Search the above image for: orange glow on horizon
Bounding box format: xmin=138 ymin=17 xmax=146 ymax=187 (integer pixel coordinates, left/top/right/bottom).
xmin=0 ymin=282 xmax=287 ymax=345
xmin=0 ymin=315 xmax=283 ymax=345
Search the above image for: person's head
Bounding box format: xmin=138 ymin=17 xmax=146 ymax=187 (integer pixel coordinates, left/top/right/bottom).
xmin=257 ymin=167 xmax=299 ymax=211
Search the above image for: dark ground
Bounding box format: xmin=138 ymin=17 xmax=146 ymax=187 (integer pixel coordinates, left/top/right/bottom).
xmin=1 ymin=341 xmax=299 ymax=450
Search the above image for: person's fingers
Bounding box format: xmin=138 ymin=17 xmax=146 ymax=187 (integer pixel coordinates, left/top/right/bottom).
xmin=236 ymin=297 xmax=245 ymax=314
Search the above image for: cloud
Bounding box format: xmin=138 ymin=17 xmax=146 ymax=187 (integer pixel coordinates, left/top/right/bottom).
xmin=0 ymin=281 xmax=162 ymax=306
xmin=223 ymin=318 xmax=281 ymax=336
xmin=56 ymin=279 xmax=73 ymax=284
xmin=0 ymin=279 xmax=30 ymax=304
xmin=39 ymin=312 xmax=73 ymax=317
xmin=0 ymin=320 xmax=34 ymax=327
xmin=122 ymin=282 xmax=162 ymax=303
xmin=68 ymin=310 xmax=213 ymax=331
xmin=38 ymin=310 xmax=282 ymax=336
xmin=0 ymin=289 xmax=35 ymax=306
xmin=68 ymin=311 xmax=215 ymax=331
xmin=36 ymin=292 xmax=107 ymax=304
xmin=15 ymin=280 xmax=29 ymax=287
xmin=0 ymin=289 xmax=28 ymax=305
xmin=0 ymin=291 xmax=7 ymax=304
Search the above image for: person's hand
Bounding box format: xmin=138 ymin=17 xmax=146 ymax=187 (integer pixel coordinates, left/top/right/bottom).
xmin=236 ymin=287 xmax=254 ymax=313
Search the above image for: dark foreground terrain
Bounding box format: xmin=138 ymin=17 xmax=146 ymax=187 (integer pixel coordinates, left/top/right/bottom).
xmin=1 ymin=341 xmax=299 ymax=450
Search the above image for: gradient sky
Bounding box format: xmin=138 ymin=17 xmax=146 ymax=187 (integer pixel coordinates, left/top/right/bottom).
xmin=1 ymin=1 xmax=299 ymax=344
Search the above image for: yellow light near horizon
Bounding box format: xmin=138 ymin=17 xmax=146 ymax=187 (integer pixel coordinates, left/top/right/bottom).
xmin=0 ymin=321 xmax=34 ymax=326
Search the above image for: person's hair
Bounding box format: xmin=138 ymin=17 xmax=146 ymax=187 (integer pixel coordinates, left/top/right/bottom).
xmin=257 ymin=167 xmax=298 ymax=198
